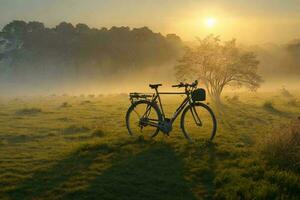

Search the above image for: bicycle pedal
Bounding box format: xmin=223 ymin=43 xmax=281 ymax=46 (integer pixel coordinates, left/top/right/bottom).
xmin=163 ymin=131 xmax=170 ymax=136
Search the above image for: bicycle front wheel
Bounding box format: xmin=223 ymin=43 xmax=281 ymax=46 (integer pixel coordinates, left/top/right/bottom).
xmin=126 ymin=100 xmax=162 ymax=138
xmin=181 ymin=103 xmax=217 ymax=142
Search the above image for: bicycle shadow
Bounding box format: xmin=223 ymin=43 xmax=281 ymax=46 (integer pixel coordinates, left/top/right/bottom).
xmin=62 ymin=142 xmax=197 ymax=200
xmin=8 ymin=139 xmax=197 ymax=200
xmin=181 ymin=141 xmax=217 ymax=199
xmin=200 ymin=143 xmax=217 ymax=199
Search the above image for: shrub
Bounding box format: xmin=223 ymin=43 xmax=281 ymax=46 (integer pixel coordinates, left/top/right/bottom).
xmin=261 ymin=118 xmax=300 ymax=172
xmin=81 ymin=100 xmax=91 ymax=105
xmin=60 ymin=102 xmax=71 ymax=108
xmin=287 ymin=98 xmax=299 ymax=107
xmin=263 ymin=101 xmax=280 ymax=113
xmin=225 ymin=95 xmax=239 ymax=102
xmin=280 ymin=87 xmax=293 ymax=98
xmin=16 ymin=108 xmax=42 ymax=115
xmin=63 ymin=125 xmax=90 ymax=134
xmin=91 ymin=129 xmax=105 ymax=137
xmin=263 ymin=101 xmax=273 ymax=109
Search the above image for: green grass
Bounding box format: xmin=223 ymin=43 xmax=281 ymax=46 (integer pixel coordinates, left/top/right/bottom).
xmin=0 ymin=92 xmax=300 ymax=200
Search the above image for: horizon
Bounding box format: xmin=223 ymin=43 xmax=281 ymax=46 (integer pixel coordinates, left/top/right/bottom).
xmin=0 ymin=20 xmax=298 ymax=47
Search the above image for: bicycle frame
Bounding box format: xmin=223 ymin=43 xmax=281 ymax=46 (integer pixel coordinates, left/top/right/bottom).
xmin=145 ymin=87 xmax=197 ymax=126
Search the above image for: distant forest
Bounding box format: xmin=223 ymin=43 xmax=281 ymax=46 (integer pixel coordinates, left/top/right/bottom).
xmin=0 ymin=20 xmax=300 ymax=94
xmin=0 ymin=20 xmax=182 ymax=88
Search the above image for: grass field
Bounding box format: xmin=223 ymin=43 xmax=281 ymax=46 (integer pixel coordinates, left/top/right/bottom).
xmin=0 ymin=91 xmax=300 ymax=200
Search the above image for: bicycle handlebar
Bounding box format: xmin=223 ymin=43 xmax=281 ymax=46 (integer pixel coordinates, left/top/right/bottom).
xmin=172 ymin=80 xmax=198 ymax=88
xmin=172 ymin=82 xmax=184 ymax=88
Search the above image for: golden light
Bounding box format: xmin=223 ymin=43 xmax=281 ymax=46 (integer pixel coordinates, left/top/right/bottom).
xmin=204 ymin=17 xmax=217 ymax=28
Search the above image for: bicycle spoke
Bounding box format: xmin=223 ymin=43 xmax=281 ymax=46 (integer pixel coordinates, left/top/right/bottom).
xmin=147 ymin=118 xmax=159 ymax=121
xmin=126 ymin=101 xmax=160 ymax=138
xmin=132 ymin=108 xmax=141 ymax=119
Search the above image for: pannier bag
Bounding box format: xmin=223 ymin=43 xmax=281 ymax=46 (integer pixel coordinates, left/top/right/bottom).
xmin=191 ymin=88 xmax=206 ymax=101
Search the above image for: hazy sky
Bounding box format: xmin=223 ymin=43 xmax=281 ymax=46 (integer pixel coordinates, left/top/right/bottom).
xmin=1 ymin=0 xmax=300 ymax=44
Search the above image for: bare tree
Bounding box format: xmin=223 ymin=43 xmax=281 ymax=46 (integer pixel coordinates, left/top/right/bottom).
xmin=175 ymin=35 xmax=262 ymax=104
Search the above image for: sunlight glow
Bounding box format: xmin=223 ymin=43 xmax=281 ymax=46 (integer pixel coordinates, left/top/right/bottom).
xmin=204 ymin=17 xmax=217 ymax=28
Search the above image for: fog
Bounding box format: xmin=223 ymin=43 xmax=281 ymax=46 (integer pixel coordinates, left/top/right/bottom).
xmin=0 ymin=62 xmax=177 ymax=96
xmin=0 ymin=21 xmax=300 ymax=97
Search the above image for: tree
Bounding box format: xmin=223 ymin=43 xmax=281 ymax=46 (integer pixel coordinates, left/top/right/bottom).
xmin=175 ymin=35 xmax=262 ymax=104
xmin=0 ymin=21 xmax=28 ymax=61
xmin=1 ymin=20 xmax=27 ymax=53
xmin=75 ymin=23 xmax=90 ymax=33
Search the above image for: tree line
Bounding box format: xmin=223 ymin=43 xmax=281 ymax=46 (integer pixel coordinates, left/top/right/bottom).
xmin=0 ymin=20 xmax=183 ymax=81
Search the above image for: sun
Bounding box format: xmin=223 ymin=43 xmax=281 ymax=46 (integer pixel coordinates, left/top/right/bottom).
xmin=204 ymin=17 xmax=217 ymax=28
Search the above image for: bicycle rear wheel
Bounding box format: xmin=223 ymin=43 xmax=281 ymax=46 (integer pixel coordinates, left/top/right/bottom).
xmin=126 ymin=100 xmax=162 ymax=138
xmin=181 ymin=103 xmax=217 ymax=142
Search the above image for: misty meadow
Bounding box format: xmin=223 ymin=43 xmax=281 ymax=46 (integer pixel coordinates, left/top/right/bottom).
xmin=1 ymin=1 xmax=300 ymax=200
xmin=1 ymin=20 xmax=300 ymax=95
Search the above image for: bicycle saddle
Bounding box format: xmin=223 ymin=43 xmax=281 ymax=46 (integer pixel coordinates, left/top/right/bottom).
xmin=149 ymin=84 xmax=162 ymax=89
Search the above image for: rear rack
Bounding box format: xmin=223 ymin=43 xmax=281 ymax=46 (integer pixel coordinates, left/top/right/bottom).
xmin=129 ymin=92 xmax=154 ymax=103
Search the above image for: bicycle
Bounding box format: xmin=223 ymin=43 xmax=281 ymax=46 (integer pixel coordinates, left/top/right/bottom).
xmin=125 ymin=80 xmax=217 ymax=142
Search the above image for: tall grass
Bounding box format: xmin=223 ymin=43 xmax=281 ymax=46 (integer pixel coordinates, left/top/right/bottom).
xmin=261 ymin=118 xmax=300 ymax=172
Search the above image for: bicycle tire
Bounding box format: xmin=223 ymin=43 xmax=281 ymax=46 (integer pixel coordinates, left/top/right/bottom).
xmin=180 ymin=102 xmax=217 ymax=142
xmin=126 ymin=100 xmax=162 ymax=138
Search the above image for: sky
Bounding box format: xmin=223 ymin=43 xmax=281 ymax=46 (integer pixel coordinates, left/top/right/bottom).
xmin=0 ymin=0 xmax=300 ymax=44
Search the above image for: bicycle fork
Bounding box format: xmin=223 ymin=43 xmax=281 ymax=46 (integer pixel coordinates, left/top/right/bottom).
xmin=190 ymin=105 xmax=202 ymax=126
